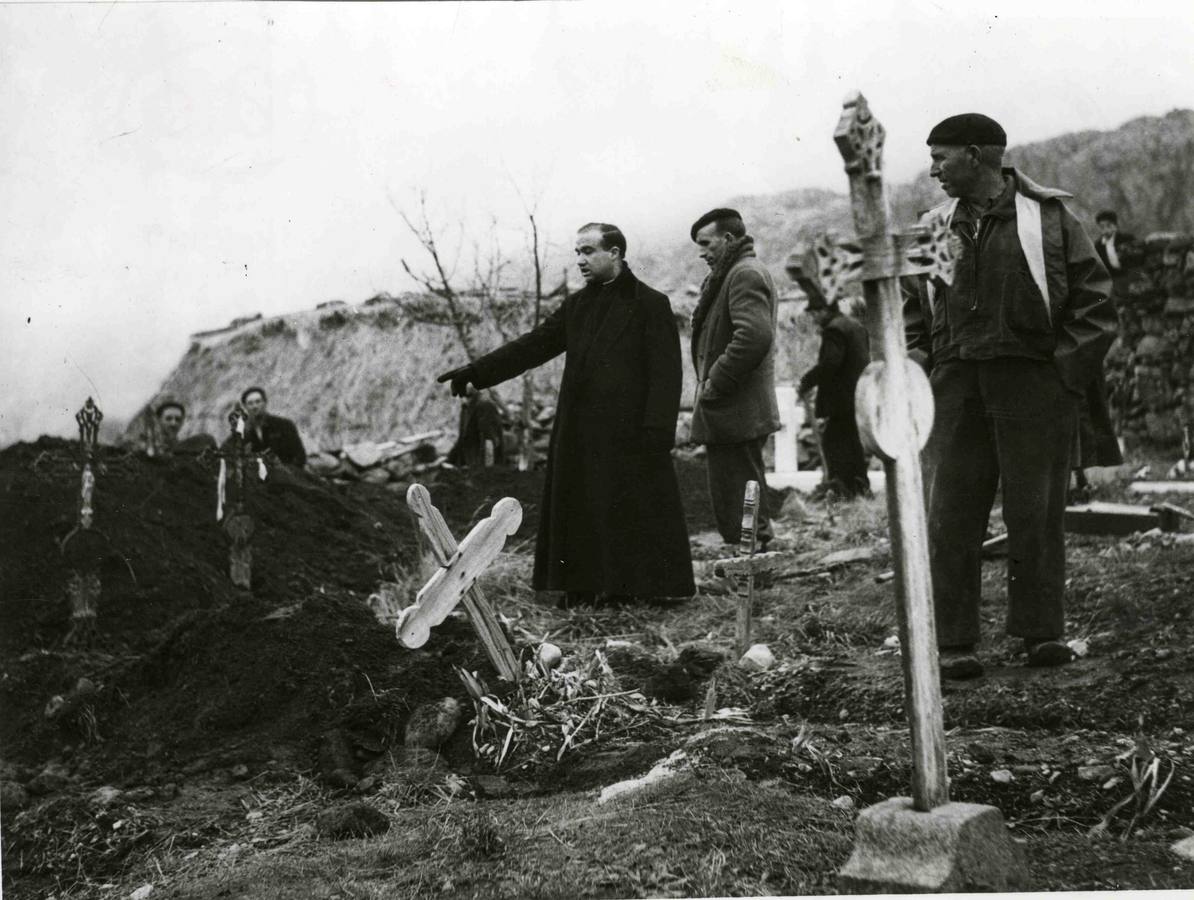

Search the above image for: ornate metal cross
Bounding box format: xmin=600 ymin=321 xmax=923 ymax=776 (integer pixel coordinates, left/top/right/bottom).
xmin=59 ymin=397 xmax=106 ymax=645
xmin=208 ymin=405 xmax=269 ymax=590
xmin=833 ymin=92 xmax=948 ymax=811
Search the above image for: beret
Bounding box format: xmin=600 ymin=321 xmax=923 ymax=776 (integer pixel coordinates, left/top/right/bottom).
xmin=926 ymin=113 xmax=1007 ymax=147
xmin=690 ymin=207 xmax=743 ymax=241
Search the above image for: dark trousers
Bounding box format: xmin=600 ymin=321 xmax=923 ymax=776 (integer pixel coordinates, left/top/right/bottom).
xmin=705 ymin=436 xmax=774 ymax=545
xmin=822 ymin=414 xmax=870 ymax=496
xmin=925 ymin=359 xmax=1076 ymax=647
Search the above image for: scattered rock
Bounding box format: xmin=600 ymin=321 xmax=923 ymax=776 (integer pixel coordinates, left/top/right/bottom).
xmin=677 ymin=644 xmax=727 ymax=679
xmin=598 ymin=750 xmax=688 ymax=804
xmin=605 ymin=643 xmax=665 ymax=683
xmin=1 ymin=780 xmax=29 ymax=812
xmin=26 ymin=761 xmax=72 ymax=795
xmin=536 ymin=642 xmax=563 ymax=671
xmin=1067 ymin=639 xmax=1090 ymax=658
xmin=230 ymin=763 xmax=250 ymax=780
xmin=319 ymin=729 xmax=358 ymax=787
xmin=365 ymin=747 xmax=449 ymax=788
xmin=644 ymin=663 xmax=696 ymax=702
xmin=882 ymin=635 xmax=900 ymax=650
xmin=404 ymin=698 xmax=463 ymax=749
xmin=124 ymin=786 xmax=156 ymax=803
xmin=90 ymin=785 xmax=123 ymax=807
xmin=1172 ymin=835 xmax=1194 ymax=862
xmin=1155 ymin=647 xmax=1174 ymax=660
xmin=472 ymin=774 xmax=534 ymax=799
xmin=832 ymin=795 xmax=856 ymax=810
xmin=354 ymin=774 xmax=381 ymax=793
xmin=1078 ymin=765 xmax=1117 ymax=782
xmin=990 ymin=769 xmax=1014 ymax=784
xmin=738 ymin=644 xmax=775 ymax=672
xmin=180 ymin=757 xmax=215 ymax=776
xmin=967 ymin=742 xmax=996 ymax=765
xmin=130 ymin=885 xmax=154 ymax=900
xmin=1030 ymin=789 xmax=1045 ymax=803
xmin=159 ymin=783 xmax=179 ymax=800
xmin=1011 ymin=765 xmax=1039 ymax=776
xmin=316 ymin=801 xmax=390 ymax=840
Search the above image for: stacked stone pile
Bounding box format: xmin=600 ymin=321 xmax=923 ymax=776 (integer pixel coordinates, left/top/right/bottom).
xmin=1106 ymin=233 xmax=1194 ymax=448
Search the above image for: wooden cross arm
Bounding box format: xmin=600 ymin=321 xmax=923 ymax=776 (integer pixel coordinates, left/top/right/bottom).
xmin=397 ymin=496 xmax=522 ymax=649
xmin=712 ymin=550 xmax=791 ymax=578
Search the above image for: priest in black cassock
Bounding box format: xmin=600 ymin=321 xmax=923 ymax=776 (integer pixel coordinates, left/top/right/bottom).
xmin=438 ymin=223 xmax=695 ymax=607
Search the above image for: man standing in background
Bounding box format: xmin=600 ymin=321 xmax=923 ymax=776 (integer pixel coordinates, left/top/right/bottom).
xmin=689 ymin=208 xmax=781 ymax=550
xmin=798 ymin=293 xmax=871 ymax=499
xmin=241 ymin=387 xmax=308 ymax=467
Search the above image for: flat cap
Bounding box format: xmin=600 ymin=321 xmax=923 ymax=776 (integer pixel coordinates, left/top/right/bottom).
xmin=690 ymin=207 xmax=743 ymax=241
xmin=926 ymin=113 xmax=1007 ymax=147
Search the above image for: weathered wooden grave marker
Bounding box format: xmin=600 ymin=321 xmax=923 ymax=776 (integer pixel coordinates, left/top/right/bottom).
xmin=59 ymin=398 xmax=107 ymax=645
xmin=398 ymin=484 xmax=522 ymax=682
xmin=821 ymin=92 xmax=1026 ymax=893
xmin=210 ymin=405 xmax=268 ymax=590
xmin=710 ymin=481 xmax=762 ymax=658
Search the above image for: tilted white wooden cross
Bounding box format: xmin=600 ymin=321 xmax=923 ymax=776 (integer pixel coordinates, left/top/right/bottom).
xmin=397 ymin=484 xmax=522 ymax=682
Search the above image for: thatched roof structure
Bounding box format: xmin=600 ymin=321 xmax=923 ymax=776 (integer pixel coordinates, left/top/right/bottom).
xmin=126 ymin=291 xmax=818 ymax=454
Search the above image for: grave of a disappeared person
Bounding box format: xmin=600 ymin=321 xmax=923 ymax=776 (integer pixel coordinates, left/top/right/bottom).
xmin=397 ymin=483 xmax=521 ymax=683
xmin=821 ymin=92 xmax=1026 ymax=893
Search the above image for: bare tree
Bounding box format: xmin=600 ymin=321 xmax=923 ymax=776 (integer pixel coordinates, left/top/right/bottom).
xmin=397 ymin=191 xmax=481 ymax=362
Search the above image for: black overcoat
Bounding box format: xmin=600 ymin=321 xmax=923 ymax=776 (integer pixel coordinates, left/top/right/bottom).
xmin=471 ymin=266 xmax=695 ymax=598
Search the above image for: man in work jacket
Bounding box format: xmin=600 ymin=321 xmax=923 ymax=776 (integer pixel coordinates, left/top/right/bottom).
xmin=905 ymin=113 xmax=1116 ymax=679
xmin=689 ymin=208 xmax=782 ymax=548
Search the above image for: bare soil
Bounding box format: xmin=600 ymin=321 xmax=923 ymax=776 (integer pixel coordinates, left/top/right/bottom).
xmin=2 ymin=441 xmax=1193 ymax=898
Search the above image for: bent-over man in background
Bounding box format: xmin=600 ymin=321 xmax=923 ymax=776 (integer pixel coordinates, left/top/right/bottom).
xmin=437 ymin=223 xmax=694 ymax=608
xmin=905 ymin=113 xmax=1116 ymax=679
xmin=689 ymin=208 xmax=781 ymax=549
xmin=798 ymin=293 xmax=871 ymax=499
xmin=241 ymin=387 xmax=307 ymax=467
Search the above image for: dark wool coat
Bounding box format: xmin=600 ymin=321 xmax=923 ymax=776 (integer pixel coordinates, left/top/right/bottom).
xmin=690 ymin=246 xmax=782 ymax=445
xmin=470 ymin=266 xmax=695 ymax=598
xmin=246 ymin=414 xmax=307 ymax=467
xmin=447 ymin=392 xmax=506 ymax=467
xmin=798 ymin=311 xmax=871 ymax=419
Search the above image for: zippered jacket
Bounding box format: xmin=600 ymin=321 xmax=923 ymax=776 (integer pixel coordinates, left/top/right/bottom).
xmin=904 ymin=168 xmax=1116 ymax=395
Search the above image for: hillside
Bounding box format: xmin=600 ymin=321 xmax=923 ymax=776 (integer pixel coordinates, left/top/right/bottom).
xmin=635 ymin=108 xmax=1194 ymax=289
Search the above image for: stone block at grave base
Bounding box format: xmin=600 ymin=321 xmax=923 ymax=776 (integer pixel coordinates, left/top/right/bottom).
xmin=838 ymin=797 xmax=1028 ymax=894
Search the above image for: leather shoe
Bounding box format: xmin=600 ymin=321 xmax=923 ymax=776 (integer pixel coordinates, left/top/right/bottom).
xmin=939 ymin=646 xmax=984 ymax=680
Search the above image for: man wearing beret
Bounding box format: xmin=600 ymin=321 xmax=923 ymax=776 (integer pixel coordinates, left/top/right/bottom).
xmin=905 ymin=113 xmax=1116 ymax=678
xmin=437 ymin=223 xmax=694 ymax=608
xmin=690 ymin=208 xmax=782 ymax=548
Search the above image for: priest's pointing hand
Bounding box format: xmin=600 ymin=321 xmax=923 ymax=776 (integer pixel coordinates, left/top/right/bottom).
xmin=437 ymin=365 xmax=477 ymax=398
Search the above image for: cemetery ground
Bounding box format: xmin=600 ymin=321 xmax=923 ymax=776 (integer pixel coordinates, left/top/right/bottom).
xmin=2 ymin=438 xmax=1193 ymax=899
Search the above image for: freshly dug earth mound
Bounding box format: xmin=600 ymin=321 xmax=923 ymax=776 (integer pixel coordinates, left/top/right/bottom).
xmin=0 ymin=438 xmax=495 ymax=779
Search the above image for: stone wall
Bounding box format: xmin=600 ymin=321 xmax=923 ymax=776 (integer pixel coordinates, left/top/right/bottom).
xmin=1106 ymin=233 xmax=1194 ymax=449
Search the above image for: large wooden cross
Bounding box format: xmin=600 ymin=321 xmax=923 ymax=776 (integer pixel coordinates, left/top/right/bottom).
xmin=398 ymin=484 xmax=522 ymax=682
xmin=832 ymin=92 xmax=948 ymax=812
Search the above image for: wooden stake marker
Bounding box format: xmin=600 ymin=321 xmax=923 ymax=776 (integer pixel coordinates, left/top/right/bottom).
xmin=399 ymin=484 xmax=522 ymax=683
xmin=825 ymin=92 xmax=1027 ymax=894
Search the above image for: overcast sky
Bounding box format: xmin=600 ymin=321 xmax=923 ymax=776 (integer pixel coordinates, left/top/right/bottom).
xmin=2 ymin=0 xmax=1193 ymax=444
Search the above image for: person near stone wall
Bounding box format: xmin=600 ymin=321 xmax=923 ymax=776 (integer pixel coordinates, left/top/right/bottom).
xmin=688 ymin=208 xmax=782 ymax=549
xmin=904 ymin=113 xmax=1116 ymax=679
xmin=447 ymin=386 xmax=506 ymax=468
xmin=797 ymin=294 xmax=871 ymax=499
xmin=437 ymin=223 xmax=694 ymax=609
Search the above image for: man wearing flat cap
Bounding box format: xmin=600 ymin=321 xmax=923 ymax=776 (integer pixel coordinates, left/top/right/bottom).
xmin=690 ymin=208 xmax=781 ymax=548
xmin=905 ymin=113 xmax=1116 ymax=678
